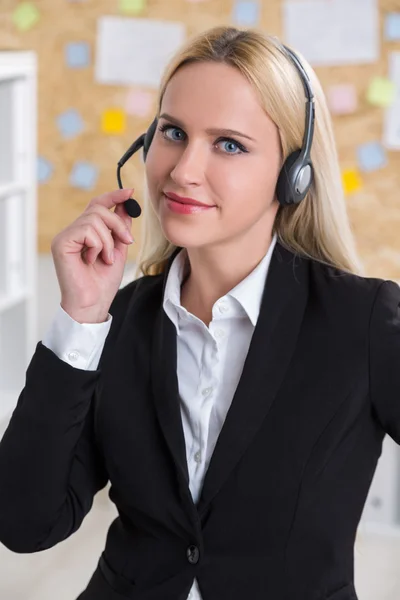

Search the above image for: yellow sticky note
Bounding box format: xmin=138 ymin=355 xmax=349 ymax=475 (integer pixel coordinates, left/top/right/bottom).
xmin=12 ymin=2 xmax=40 ymax=32
xmin=342 ymin=169 xmax=362 ymax=195
xmin=119 ymin=0 xmax=146 ymax=14
xmin=101 ymin=109 xmax=126 ymax=135
xmin=366 ymin=77 xmax=396 ymax=107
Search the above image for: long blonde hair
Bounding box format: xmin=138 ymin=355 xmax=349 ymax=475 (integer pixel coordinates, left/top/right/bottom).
xmin=136 ymin=26 xmax=363 ymax=278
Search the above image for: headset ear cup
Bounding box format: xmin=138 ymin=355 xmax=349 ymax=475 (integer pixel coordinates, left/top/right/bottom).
xmin=143 ymin=118 xmax=158 ymax=161
xmin=275 ymin=150 xmax=301 ymax=207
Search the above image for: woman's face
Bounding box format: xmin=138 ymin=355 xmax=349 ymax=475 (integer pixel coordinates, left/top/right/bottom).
xmin=145 ymin=61 xmax=282 ymax=250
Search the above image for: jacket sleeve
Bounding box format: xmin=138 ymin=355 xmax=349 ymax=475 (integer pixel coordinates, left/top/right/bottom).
xmin=0 ymin=341 xmax=108 ymax=553
xmin=370 ymin=279 xmax=400 ymax=444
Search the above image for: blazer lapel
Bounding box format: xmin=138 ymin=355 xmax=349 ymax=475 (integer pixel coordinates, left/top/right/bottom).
xmin=150 ymin=247 xmax=198 ymax=521
xmin=196 ymin=240 xmax=309 ymax=517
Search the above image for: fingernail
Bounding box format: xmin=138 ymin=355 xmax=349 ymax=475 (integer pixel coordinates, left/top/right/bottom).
xmin=109 ymin=250 xmax=115 ymax=263
xmin=124 ymin=230 xmax=134 ymax=243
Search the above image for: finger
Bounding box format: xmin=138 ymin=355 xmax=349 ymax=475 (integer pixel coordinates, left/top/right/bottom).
xmin=85 ymin=188 xmax=134 ymax=213
xmin=81 ymin=228 xmax=104 ymax=265
xmin=114 ymin=201 xmax=133 ymax=231
xmin=82 ymin=206 xmax=134 ymax=246
xmin=82 ymin=219 xmax=118 ymax=265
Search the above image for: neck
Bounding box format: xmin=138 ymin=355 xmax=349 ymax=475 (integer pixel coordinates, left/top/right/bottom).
xmin=180 ymin=230 xmax=276 ymax=325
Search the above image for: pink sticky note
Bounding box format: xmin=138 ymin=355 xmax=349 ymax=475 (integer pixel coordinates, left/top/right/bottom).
xmin=327 ymin=84 xmax=358 ymax=115
xmin=125 ymin=90 xmax=154 ymax=117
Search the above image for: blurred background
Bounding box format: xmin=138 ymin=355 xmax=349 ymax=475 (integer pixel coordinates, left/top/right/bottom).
xmin=1 ymin=0 xmax=400 ymax=598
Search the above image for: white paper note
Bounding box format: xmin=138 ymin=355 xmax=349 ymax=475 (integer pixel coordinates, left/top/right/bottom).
xmin=383 ymin=52 xmax=400 ymax=150
xmin=282 ymin=0 xmax=379 ymax=67
xmin=95 ymin=17 xmax=186 ymax=87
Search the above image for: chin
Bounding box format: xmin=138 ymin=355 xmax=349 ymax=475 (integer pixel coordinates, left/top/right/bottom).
xmin=160 ymin=219 xmax=210 ymax=250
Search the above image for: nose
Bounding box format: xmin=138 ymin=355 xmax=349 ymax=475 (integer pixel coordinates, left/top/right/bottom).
xmin=169 ymin=141 xmax=206 ymax=187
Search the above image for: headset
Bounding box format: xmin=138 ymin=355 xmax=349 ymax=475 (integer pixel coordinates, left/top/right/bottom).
xmin=117 ymin=44 xmax=315 ymax=219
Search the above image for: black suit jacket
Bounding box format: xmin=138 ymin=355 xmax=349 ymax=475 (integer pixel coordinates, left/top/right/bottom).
xmin=0 ymin=241 xmax=399 ymax=600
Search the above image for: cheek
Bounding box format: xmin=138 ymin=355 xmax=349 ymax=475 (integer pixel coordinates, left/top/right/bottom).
xmin=216 ymin=157 xmax=279 ymax=211
xmin=145 ymin=149 xmax=167 ymax=205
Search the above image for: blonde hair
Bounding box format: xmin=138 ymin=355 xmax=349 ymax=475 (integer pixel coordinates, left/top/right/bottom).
xmin=135 ymin=26 xmax=363 ymax=278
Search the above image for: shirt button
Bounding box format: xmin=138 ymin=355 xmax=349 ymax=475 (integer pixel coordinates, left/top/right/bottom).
xmin=67 ymin=350 xmax=80 ymax=362
xmin=194 ymin=450 xmax=202 ymax=463
xmin=218 ymin=301 xmax=229 ymax=314
xmin=202 ymin=387 xmax=213 ymax=397
xmin=214 ymin=327 xmax=225 ymax=339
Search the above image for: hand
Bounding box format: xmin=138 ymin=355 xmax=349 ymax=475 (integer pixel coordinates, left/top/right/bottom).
xmin=51 ymin=188 xmax=135 ymax=323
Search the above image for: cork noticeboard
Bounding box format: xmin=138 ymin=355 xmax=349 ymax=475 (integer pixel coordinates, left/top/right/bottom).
xmin=1 ymin=0 xmax=400 ymax=279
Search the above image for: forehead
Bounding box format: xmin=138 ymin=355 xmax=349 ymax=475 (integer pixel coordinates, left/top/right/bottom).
xmin=160 ymin=61 xmax=265 ymax=123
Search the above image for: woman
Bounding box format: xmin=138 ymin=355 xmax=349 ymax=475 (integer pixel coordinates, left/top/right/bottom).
xmin=0 ymin=26 xmax=399 ymax=600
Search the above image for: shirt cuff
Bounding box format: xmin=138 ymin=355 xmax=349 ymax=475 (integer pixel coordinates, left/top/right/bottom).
xmin=41 ymin=304 xmax=113 ymax=371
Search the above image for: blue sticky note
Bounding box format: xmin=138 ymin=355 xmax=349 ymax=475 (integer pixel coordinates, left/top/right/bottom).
xmin=37 ymin=157 xmax=53 ymax=183
xmin=233 ymin=0 xmax=260 ymax=26
xmin=65 ymin=42 xmax=90 ymax=68
xmin=356 ymin=142 xmax=387 ymax=173
xmin=70 ymin=162 xmax=98 ymax=190
xmin=385 ymin=13 xmax=400 ymax=41
xmin=57 ymin=109 xmax=84 ymax=139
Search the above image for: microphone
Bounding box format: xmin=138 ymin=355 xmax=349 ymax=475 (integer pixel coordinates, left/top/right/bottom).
xmin=117 ymin=134 xmax=146 ymax=218
xmin=123 ymin=196 xmax=142 ymax=219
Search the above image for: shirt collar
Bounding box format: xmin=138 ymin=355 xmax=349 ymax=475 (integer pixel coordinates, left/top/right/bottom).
xmin=228 ymin=232 xmax=277 ymax=326
xmin=163 ymin=232 xmax=278 ymax=331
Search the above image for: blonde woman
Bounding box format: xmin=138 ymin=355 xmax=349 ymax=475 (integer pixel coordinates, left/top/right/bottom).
xmin=0 ymin=26 xmax=398 ymax=600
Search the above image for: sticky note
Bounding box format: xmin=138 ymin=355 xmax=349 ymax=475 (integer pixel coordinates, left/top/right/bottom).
xmin=102 ymin=109 xmax=126 ymax=134
xmin=342 ymin=169 xmax=362 ymax=194
xmin=385 ymin=13 xmax=400 ymax=41
xmin=356 ymin=142 xmax=387 ymax=173
xmin=366 ymin=77 xmax=396 ymax=107
xmin=327 ymin=84 xmax=358 ymax=115
xmin=57 ymin=109 xmax=84 ymax=139
xmin=12 ymin=2 xmax=40 ymax=31
xmin=70 ymin=162 xmax=98 ymax=190
xmin=119 ymin=0 xmax=146 ymax=14
xmin=232 ymin=1 xmax=260 ymax=26
xmin=125 ymin=90 xmax=153 ymax=116
xmin=65 ymin=42 xmax=90 ymax=68
xmin=37 ymin=157 xmax=53 ymax=184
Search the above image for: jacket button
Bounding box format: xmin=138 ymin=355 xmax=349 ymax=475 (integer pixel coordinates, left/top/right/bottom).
xmin=186 ymin=544 xmax=200 ymax=564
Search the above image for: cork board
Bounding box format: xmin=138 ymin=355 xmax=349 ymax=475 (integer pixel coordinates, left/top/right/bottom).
xmin=1 ymin=0 xmax=400 ymax=279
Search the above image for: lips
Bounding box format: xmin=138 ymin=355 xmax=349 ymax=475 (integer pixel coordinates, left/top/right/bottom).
xmin=164 ymin=191 xmax=214 ymax=208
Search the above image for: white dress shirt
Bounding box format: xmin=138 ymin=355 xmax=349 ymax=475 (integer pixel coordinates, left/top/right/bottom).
xmin=42 ymin=232 xmax=278 ymax=600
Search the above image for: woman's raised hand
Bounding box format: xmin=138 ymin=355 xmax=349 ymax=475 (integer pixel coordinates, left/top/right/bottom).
xmin=50 ymin=188 xmax=135 ymax=323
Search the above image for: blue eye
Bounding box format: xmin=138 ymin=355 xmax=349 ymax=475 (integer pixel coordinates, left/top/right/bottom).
xmin=158 ymin=124 xmax=248 ymax=155
xmin=220 ymin=140 xmax=240 ymax=154
xmin=159 ymin=125 xmax=184 ymax=142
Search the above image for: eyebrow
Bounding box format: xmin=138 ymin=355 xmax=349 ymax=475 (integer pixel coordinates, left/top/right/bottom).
xmin=159 ymin=112 xmax=256 ymax=142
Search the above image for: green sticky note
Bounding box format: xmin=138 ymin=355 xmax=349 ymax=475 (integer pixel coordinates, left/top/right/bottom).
xmin=119 ymin=0 xmax=146 ymax=14
xmin=366 ymin=77 xmax=396 ymax=107
xmin=12 ymin=2 xmax=40 ymax=32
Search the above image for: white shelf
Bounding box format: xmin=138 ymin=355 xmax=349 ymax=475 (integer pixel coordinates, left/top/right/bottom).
xmin=0 ymin=51 xmax=37 ymax=420
xmin=0 ymin=181 xmax=26 ymax=199
xmin=0 ymin=287 xmax=29 ymax=312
